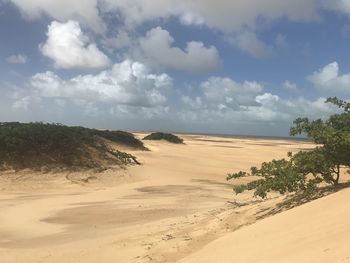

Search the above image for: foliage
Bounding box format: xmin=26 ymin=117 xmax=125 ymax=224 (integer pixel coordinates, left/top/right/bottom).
xmin=91 ymin=129 xmax=146 ymax=149
xmin=143 ymin=132 xmax=184 ymax=144
xmin=0 ymin=122 xmax=143 ymax=171
xmin=227 ymin=97 xmax=350 ymax=198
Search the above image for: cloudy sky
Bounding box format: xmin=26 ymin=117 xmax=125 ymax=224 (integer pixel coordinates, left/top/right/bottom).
xmin=1 ymin=0 xmax=350 ymax=136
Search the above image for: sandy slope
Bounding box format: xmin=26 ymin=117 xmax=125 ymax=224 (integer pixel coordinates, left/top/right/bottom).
xmin=0 ymin=134 xmax=318 ymax=262
xmin=179 ymin=187 xmax=350 ymax=263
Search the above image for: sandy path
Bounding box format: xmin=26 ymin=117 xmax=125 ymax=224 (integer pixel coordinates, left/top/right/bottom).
xmin=0 ymin=134 xmax=312 ymax=263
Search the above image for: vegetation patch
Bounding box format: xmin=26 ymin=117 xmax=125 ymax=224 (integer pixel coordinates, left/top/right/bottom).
xmin=143 ymin=132 xmax=184 ymax=144
xmin=227 ymin=97 xmax=350 ymax=198
xmin=0 ymin=122 xmax=145 ymax=171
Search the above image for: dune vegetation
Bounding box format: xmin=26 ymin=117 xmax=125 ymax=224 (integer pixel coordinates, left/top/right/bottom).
xmin=143 ymin=132 xmax=184 ymax=144
xmin=227 ymin=97 xmax=350 ymax=198
xmin=0 ymin=122 xmax=145 ymax=171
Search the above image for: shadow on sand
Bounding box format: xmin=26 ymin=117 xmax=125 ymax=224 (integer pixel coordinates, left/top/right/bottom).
xmin=255 ymin=182 xmax=350 ymax=220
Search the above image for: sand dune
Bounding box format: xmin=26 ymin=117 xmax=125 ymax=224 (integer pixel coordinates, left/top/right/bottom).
xmin=179 ymin=187 xmax=350 ymax=263
xmin=1 ymin=134 xmax=342 ymax=263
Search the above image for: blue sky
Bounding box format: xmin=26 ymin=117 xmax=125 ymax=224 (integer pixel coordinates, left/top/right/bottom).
xmin=1 ymin=0 xmax=350 ymax=136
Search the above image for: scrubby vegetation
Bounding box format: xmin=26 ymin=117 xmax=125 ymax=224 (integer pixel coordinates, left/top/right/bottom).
xmin=143 ymin=132 xmax=184 ymax=144
xmin=0 ymin=122 xmax=145 ymax=171
xmin=227 ymin=97 xmax=350 ymax=198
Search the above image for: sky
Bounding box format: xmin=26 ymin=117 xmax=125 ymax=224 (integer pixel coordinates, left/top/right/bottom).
xmin=1 ymin=0 xmax=350 ymax=136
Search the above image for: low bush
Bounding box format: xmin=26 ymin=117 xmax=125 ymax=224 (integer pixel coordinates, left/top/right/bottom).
xmin=143 ymin=132 xmax=183 ymax=144
xmin=0 ymin=122 xmax=143 ymax=171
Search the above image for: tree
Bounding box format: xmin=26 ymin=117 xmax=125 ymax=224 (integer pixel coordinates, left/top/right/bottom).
xmin=227 ymin=97 xmax=350 ymax=198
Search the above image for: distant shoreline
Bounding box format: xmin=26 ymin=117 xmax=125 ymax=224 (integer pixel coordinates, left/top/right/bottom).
xmin=133 ymin=130 xmax=310 ymax=142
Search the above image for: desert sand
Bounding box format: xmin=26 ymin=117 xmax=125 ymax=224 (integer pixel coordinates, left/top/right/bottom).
xmin=179 ymin=186 xmax=350 ymax=263
xmin=0 ymin=134 xmax=348 ymax=263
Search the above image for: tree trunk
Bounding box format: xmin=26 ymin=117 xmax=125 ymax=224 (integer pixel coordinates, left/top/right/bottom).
xmin=333 ymin=164 xmax=340 ymax=185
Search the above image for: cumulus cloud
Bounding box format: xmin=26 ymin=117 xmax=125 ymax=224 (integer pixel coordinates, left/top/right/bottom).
xmin=8 ymin=0 xmax=332 ymax=61
xmin=241 ymin=95 xmax=338 ymax=123
xmin=102 ymin=0 xmax=318 ymax=32
xmin=179 ymin=92 xmax=338 ymax=128
xmin=176 ymin=75 xmax=340 ymax=132
xmin=11 ymin=0 xmax=350 ymax=60
xmin=8 ymin=66 xmax=340 ymax=135
xmin=6 ymin=54 xmax=28 ymax=64
xmin=140 ymin=27 xmax=220 ymax=73
xmin=30 ymin=60 xmax=172 ymax=107
xmin=8 ymin=0 xmax=105 ymax=33
xmin=40 ymin=20 xmax=110 ymax=70
xmin=200 ymin=77 xmax=264 ymax=108
xmin=9 ymin=0 xmax=322 ymax=34
xmin=308 ymin=62 xmax=350 ymax=95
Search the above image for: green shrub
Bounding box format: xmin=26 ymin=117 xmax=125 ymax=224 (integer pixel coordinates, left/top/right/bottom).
xmin=227 ymin=97 xmax=350 ymax=198
xmin=0 ymin=122 xmax=143 ymax=171
xmin=143 ymin=132 xmax=183 ymax=144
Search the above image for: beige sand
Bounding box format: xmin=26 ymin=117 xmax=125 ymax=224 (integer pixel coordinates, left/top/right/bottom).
xmin=1 ymin=134 xmax=344 ymax=263
xmin=179 ymin=186 xmax=350 ymax=263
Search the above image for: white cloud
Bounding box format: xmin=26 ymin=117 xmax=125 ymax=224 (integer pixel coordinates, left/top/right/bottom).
xmin=309 ymin=62 xmax=339 ymax=84
xmin=8 ymin=0 xmax=105 ymax=33
xmin=8 ymin=66 xmax=340 ymax=135
xmin=30 ymin=60 xmax=172 ymax=107
xmin=176 ymin=74 xmax=340 ymax=130
xmin=8 ymin=0 xmax=327 ymax=62
xmin=179 ymin=12 xmax=204 ymax=26
xmin=308 ymin=62 xmax=350 ymax=95
xmin=229 ymin=32 xmax=288 ymax=58
xmin=140 ymin=27 xmax=220 ymax=73
xmin=102 ymin=0 xmax=319 ymax=32
xmin=229 ymin=31 xmax=274 ymax=58
xmin=9 ymin=0 xmax=322 ymax=34
xmin=322 ymin=0 xmax=350 ymax=16
xmin=244 ymin=93 xmax=284 ymax=122
xmin=181 ymin=95 xmax=203 ymax=110
xmin=12 ymin=96 xmax=31 ymax=110
xmin=13 ymin=0 xmax=350 ymax=63
xmin=6 ymin=54 xmax=28 ymax=64
xmin=40 ymin=20 xmax=110 ymax=70
xmin=109 ymin=104 xmax=170 ymax=119
xmin=255 ymin=93 xmax=279 ymax=104
xmin=201 ymin=77 xmax=264 ymax=107
xmin=242 ymin=95 xmax=338 ymax=122
xmin=102 ymin=31 xmax=131 ymax=50
xmin=283 ymin=81 xmax=299 ymax=92
xmin=179 ymin=91 xmax=338 ymax=127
